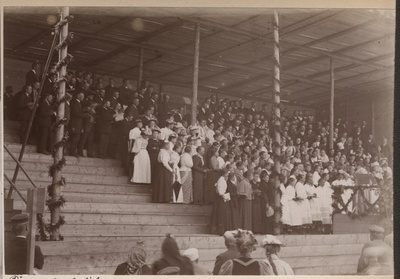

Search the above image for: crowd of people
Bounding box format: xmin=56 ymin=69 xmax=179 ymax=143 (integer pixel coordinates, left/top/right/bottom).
xmin=4 ymin=60 xmax=393 ymax=235
xmin=114 ymin=230 xmax=294 ymax=275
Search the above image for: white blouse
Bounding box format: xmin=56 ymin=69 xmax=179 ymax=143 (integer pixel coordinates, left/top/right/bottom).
xmin=158 ymin=149 xmax=173 ymax=172
xmin=180 ymin=153 xmax=193 ymax=171
xmin=295 ymin=182 xmax=308 ymax=200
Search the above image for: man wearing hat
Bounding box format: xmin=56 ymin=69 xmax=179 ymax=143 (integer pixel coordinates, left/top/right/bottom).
xmin=212 ymin=230 xmax=241 ymax=275
xmin=183 ymin=248 xmax=211 ymax=275
xmin=5 ymin=213 xmax=44 ymax=274
xmin=357 ymin=225 xmax=393 ymax=273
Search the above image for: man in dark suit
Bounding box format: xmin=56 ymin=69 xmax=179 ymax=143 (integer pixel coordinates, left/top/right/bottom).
xmin=108 ymin=91 xmax=121 ymax=109
xmin=77 ymin=103 xmax=96 ymax=157
xmin=124 ymin=97 xmax=140 ymax=120
xmin=93 ymin=88 xmax=106 ymax=105
xmin=37 ymin=94 xmax=54 ymax=154
xmin=97 ymin=100 xmax=115 ymax=159
xmin=174 ymin=107 xmax=185 ymax=123
xmin=25 ymin=60 xmax=40 ymax=87
xmin=69 ymin=92 xmax=85 ymax=157
xmin=118 ymin=79 xmax=132 ymax=106
xmin=212 ymin=230 xmax=240 ymax=275
xmin=5 ymin=213 xmax=44 ymax=274
xmin=4 ymin=85 xmax=14 ymax=120
xmin=18 ymin=85 xmax=34 ymax=143
xmin=198 ymin=102 xmax=210 ymax=121
xmin=120 ymin=114 xmax=135 ymax=173
xmin=105 ymin=78 xmax=117 ymax=100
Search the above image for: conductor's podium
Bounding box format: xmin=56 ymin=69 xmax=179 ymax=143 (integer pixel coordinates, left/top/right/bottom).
xmin=4 ymin=120 xmax=369 ymax=275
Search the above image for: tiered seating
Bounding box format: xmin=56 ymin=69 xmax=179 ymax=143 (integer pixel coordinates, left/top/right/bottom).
xmin=4 ymin=120 xmax=368 ymax=275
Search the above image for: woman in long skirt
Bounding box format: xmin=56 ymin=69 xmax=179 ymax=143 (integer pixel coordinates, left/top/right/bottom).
xmin=261 ymin=171 xmax=274 ymax=234
xmin=316 ymin=173 xmax=333 ymax=233
xmin=227 ymin=172 xmax=240 ymax=230
xmin=130 ymin=132 xmax=151 ymax=184
xmin=157 ymin=142 xmax=174 ymax=203
xmin=295 ymin=174 xmax=312 ymax=227
xmin=211 ymin=169 xmax=231 ymax=235
xmin=281 ymin=176 xmax=302 ymax=229
xmin=171 ymin=143 xmax=183 ymax=203
xmin=305 ymin=173 xmax=322 ymax=232
xmin=180 ymin=146 xmax=193 ymax=204
xmin=205 ymin=146 xmax=223 ymax=204
xmin=237 ymin=171 xmax=253 ymax=231
xmin=251 ymin=172 xmax=264 ymax=234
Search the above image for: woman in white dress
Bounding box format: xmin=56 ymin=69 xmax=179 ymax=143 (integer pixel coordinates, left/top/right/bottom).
xmin=180 ymin=145 xmax=194 ymax=204
xmin=304 ymin=173 xmax=322 ymax=225
xmin=130 ymin=131 xmax=151 ymax=184
xmin=171 ymin=142 xmax=183 ymax=203
xmin=316 ymin=173 xmax=333 ymax=231
xmin=295 ymin=174 xmax=312 ymax=226
xmin=281 ymin=176 xmax=302 ymax=229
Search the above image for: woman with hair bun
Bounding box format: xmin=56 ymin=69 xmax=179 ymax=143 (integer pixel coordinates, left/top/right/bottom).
xmin=261 ymin=235 xmax=294 ymax=275
xmin=219 ymin=229 xmax=269 ymax=275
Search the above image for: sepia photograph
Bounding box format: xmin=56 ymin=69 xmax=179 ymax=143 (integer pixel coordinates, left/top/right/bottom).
xmin=1 ymin=1 xmax=395 ymax=277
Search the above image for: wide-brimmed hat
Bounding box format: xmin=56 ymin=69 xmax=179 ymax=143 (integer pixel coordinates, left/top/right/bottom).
xmin=261 ymin=235 xmax=284 ymax=247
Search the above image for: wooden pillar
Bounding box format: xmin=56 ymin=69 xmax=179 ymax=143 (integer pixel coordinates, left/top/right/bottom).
xmin=329 ymin=57 xmax=334 ymax=150
xmin=51 ymin=6 xmax=69 ymax=241
xmin=371 ymin=94 xmax=375 ymax=138
xmin=26 ymin=189 xmax=38 ymax=274
xmin=191 ymin=23 xmax=200 ymax=126
xmin=272 ymin=11 xmax=282 ymax=235
xmin=137 ymin=47 xmax=144 ymax=90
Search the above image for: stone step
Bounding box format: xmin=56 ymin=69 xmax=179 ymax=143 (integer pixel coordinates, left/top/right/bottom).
xmin=37 ymin=240 xmax=364 ymax=275
xmin=5 ymin=180 xmax=152 ymax=194
xmin=4 ymin=133 xmax=21 ymax=143
xmin=48 ymin=212 xmax=210 ymax=225
xmin=3 ymin=159 xmax=126 ymax=176
xmin=39 ymin=238 xmax=364 ymax=257
xmin=4 ymin=169 xmax=130 ymax=185
xmin=14 ymin=201 xmax=212 ymax=215
xmin=57 ymin=223 xmax=210 ymax=236
xmin=4 ymin=143 xmax=122 ymax=167
xmin=7 ymin=189 xmax=152 ymax=204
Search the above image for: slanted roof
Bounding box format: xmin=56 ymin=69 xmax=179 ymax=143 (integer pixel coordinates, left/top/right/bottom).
xmin=4 ymin=7 xmax=395 ymax=107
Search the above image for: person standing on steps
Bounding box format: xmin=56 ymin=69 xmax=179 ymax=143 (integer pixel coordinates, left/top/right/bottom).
xmin=147 ymin=128 xmax=161 ymax=187
xmin=192 ymin=146 xmax=207 ymax=205
xmin=69 ymin=92 xmax=85 ymax=157
xmin=18 ymin=85 xmax=34 ymax=144
xmin=97 ymin=100 xmax=116 ymax=159
xmin=5 ymin=213 xmax=44 ymax=275
xmin=130 ymin=130 xmax=151 ymax=184
xmin=36 ymin=93 xmax=54 ymax=155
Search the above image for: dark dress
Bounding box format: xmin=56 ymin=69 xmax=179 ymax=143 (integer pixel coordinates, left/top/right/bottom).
xmin=204 ymin=156 xmax=221 ymax=204
xmin=114 ymin=262 xmax=152 ymax=275
xmin=220 ymin=257 xmax=266 ymax=275
xmin=251 ymin=180 xmax=264 ymax=234
xmin=261 ymin=180 xmax=275 ymax=234
xmin=152 ymin=257 xmax=194 ymax=275
xmin=192 ymin=155 xmax=206 ymax=204
xmin=147 ymin=139 xmax=161 ymax=187
xmin=237 ymin=179 xmax=253 ymax=231
xmin=211 ymin=178 xmax=232 ymax=235
xmin=155 ymin=157 xmax=173 ymax=203
xmin=227 ymin=180 xmax=240 ymax=230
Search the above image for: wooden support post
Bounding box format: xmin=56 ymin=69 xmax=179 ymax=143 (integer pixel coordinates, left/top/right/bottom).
xmin=272 ymin=11 xmax=282 ymax=235
xmin=138 ymin=48 xmax=144 ymax=90
xmin=371 ymin=94 xmax=375 ymax=138
xmin=51 ymin=6 xmax=69 ymax=241
xmin=191 ymin=23 xmax=200 ymax=126
xmin=26 ymin=188 xmax=45 ymax=275
xmin=26 ymin=189 xmax=38 ymax=275
xmin=329 ymin=57 xmax=334 ymax=150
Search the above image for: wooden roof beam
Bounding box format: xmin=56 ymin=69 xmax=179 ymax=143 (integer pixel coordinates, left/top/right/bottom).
xmin=11 ymin=30 xmax=49 ymax=52
xmin=69 ymin=17 xmax=133 ymax=52
xmin=85 ymin=18 xmax=187 ymax=67
xmin=250 ymin=52 xmax=393 ymax=97
xmin=172 ymin=11 xmax=344 ymax=82
xmin=119 ymin=15 xmax=262 ymax=74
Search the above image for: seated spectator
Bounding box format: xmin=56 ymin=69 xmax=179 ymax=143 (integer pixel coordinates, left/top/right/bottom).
xmin=114 ymin=242 xmax=152 ymax=275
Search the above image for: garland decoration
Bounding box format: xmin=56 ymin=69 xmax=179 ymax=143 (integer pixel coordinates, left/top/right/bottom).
xmin=46 ymin=196 xmax=66 ymax=211
xmin=55 ymin=32 xmax=75 ymax=52
xmin=48 ymin=157 xmax=66 ymax=178
xmin=36 ymin=213 xmax=49 ymax=241
xmin=55 ymin=54 xmax=74 ymax=71
xmin=53 ymin=15 xmax=74 ymax=32
xmin=51 ymin=118 xmax=69 ymax=131
xmin=52 ymin=133 xmax=69 ymax=155
xmin=47 ymin=177 xmax=67 ymax=197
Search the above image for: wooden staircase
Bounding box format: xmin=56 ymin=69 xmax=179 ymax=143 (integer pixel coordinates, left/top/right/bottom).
xmin=3 ymin=120 xmax=368 ymax=275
